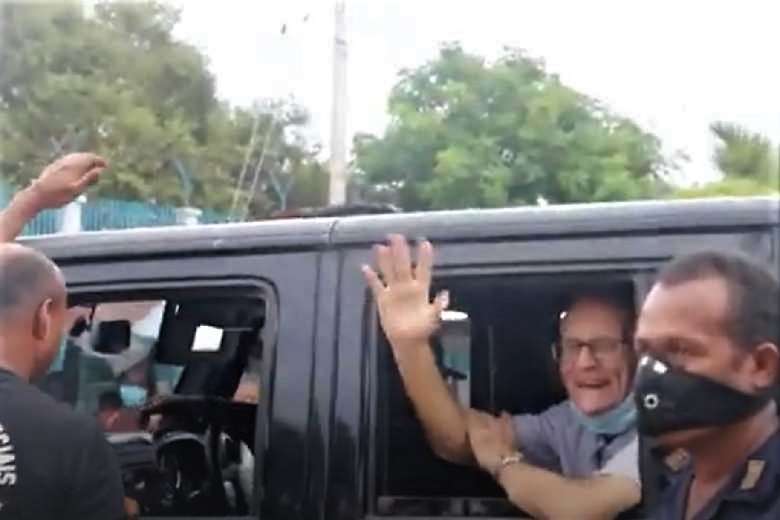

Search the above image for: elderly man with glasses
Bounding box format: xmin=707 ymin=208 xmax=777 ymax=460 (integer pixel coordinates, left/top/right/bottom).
xmin=363 ymin=235 xmax=642 ymax=520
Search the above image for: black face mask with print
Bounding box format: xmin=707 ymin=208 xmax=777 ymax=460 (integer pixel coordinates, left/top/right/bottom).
xmin=634 ymin=355 xmax=772 ymax=437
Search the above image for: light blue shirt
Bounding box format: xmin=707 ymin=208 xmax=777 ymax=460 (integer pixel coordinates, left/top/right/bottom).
xmin=512 ymin=400 xmax=638 ymax=478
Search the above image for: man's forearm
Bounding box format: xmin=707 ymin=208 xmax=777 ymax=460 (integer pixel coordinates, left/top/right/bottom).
xmin=497 ymin=462 xmax=640 ymax=520
xmin=0 ymin=187 xmax=41 ymax=242
xmin=392 ymin=341 xmax=472 ymax=464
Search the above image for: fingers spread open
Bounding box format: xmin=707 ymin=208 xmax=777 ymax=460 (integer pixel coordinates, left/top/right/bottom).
xmin=361 ymin=265 xmax=385 ymax=298
xmin=414 ymin=239 xmax=434 ymax=285
xmin=389 ymin=234 xmax=413 ymax=281
xmin=433 ymin=290 xmax=450 ymax=313
xmin=375 ymin=244 xmax=395 ymax=284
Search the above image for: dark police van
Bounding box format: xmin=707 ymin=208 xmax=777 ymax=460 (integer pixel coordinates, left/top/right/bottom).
xmin=22 ymin=196 xmax=780 ymax=520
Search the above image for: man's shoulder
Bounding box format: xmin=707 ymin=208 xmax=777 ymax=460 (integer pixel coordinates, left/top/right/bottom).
xmin=536 ymin=399 xmax=578 ymax=421
xmin=38 ymin=395 xmax=102 ymax=444
xmin=766 ymin=428 xmax=780 ymax=455
xmin=1 ymin=374 xmax=100 ymax=442
xmin=510 ymin=400 xmax=581 ymax=438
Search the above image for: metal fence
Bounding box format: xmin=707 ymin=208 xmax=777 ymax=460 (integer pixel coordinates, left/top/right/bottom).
xmin=81 ymin=199 xmax=179 ymax=231
xmin=1 ymin=182 xmax=230 ymax=236
xmin=81 ymin=200 xmax=230 ymax=231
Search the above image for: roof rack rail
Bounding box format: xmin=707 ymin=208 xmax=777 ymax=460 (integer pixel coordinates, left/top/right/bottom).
xmin=270 ymin=203 xmax=401 ymax=219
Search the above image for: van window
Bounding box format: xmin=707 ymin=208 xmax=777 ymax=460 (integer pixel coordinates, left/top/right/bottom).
xmin=372 ymin=271 xmax=637 ymax=517
xmin=43 ymin=300 xmax=176 ymax=418
xmin=41 ymin=286 xmax=270 ymax=519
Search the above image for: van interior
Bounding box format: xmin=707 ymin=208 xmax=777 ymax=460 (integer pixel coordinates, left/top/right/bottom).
xmin=374 ymin=272 xmax=637 ymax=517
xmin=40 ymin=290 xmax=266 ymax=517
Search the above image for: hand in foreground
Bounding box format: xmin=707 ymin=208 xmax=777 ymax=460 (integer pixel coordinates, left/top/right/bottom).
xmin=466 ymin=409 xmax=517 ymax=476
xmin=30 ymin=152 xmax=108 ymax=210
xmin=362 ymin=234 xmax=448 ymax=350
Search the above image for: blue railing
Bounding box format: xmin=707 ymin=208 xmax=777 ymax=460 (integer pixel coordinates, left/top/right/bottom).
xmin=24 ymin=209 xmax=62 ymax=236
xmin=1 ymin=182 xmax=230 ymax=236
xmin=81 ymin=200 xmax=178 ymax=231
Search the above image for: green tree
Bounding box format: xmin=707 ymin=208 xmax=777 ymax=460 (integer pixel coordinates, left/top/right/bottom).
xmin=0 ymin=1 xmax=325 ymax=218
xmin=225 ymin=101 xmax=328 ymax=219
xmin=353 ymin=44 xmax=670 ymax=211
xmin=672 ymin=122 xmax=779 ymax=198
xmin=711 ymin=122 xmax=776 ymax=182
xmin=673 ymin=177 xmax=778 ymax=198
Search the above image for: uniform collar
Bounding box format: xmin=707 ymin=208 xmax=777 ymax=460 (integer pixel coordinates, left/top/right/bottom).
xmin=667 ymin=428 xmax=780 ymax=519
xmin=722 ymin=428 xmax=780 ymax=505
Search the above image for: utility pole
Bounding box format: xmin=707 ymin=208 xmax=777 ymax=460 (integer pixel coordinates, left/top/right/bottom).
xmin=328 ymin=1 xmax=348 ymax=205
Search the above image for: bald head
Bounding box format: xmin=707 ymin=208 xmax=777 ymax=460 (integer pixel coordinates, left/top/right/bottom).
xmin=0 ymin=243 xmax=65 ymax=318
xmin=0 ymin=244 xmax=67 ymax=380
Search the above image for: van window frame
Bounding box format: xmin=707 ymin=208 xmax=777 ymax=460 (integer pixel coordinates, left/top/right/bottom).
xmin=365 ymin=261 xmax=655 ymax=520
xmin=65 ymin=276 xmax=277 ymax=520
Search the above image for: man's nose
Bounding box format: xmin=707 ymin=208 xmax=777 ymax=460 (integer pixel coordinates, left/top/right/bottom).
xmin=575 ymin=344 xmax=598 ymax=368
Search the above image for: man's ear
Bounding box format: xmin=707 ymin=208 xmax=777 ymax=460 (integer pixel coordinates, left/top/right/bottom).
xmin=751 ymin=342 xmax=780 ymax=391
xmin=32 ymin=298 xmax=54 ymax=342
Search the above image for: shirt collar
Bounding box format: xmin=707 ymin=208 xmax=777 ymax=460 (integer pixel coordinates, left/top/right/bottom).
xmin=667 ymin=428 xmax=780 ymax=519
xmin=721 ymin=429 xmax=780 ymax=505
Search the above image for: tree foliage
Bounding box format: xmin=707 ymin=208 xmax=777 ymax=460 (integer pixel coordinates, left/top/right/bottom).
xmin=353 ymin=44 xmax=671 ymax=211
xmin=710 ymin=121 xmax=778 ymax=187
xmin=671 ymin=122 xmax=778 ymax=198
xmin=0 ymin=1 xmax=326 ymax=218
xmin=673 ymin=177 xmax=778 ymax=198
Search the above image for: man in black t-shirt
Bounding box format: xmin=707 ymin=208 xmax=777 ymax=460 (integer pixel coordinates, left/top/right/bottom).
xmin=0 ymin=243 xmax=124 ymax=519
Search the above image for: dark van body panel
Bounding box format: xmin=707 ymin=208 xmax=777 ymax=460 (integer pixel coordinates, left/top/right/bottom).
xmin=19 ymin=197 xmax=780 ymax=520
xmin=21 ymin=197 xmax=779 ymax=261
xmin=331 ymin=197 xmax=779 ymax=246
xmin=25 ymin=218 xmax=335 ymax=262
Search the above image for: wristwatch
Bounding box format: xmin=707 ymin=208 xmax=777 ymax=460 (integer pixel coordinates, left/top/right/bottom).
xmin=493 ymin=451 xmax=524 ymax=480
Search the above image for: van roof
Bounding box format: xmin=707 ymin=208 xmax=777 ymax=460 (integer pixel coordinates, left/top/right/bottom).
xmin=21 ymin=196 xmax=780 ymax=261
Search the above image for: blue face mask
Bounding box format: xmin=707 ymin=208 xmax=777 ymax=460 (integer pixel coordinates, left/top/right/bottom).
xmin=119 ymin=385 xmax=148 ymax=408
xmin=570 ymin=393 xmax=637 ymax=435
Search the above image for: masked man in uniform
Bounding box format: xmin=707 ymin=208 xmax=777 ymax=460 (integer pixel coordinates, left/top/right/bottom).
xmin=634 ymin=251 xmax=780 ymax=520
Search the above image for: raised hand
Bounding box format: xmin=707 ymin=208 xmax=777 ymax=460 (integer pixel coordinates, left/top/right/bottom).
xmin=30 ymin=153 xmax=108 ymax=210
xmin=362 ymin=234 xmax=449 ymax=350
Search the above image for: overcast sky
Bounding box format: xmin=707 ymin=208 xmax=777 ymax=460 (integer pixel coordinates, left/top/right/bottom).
xmin=173 ymin=0 xmax=780 ymax=185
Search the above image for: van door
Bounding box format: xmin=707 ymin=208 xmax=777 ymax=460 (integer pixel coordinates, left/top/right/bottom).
xmin=331 ymin=226 xmax=772 ymax=520
xmin=48 ymin=248 xmax=322 ymax=520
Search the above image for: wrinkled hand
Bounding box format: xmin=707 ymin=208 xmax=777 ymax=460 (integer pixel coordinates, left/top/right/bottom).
xmin=30 ymin=153 xmax=107 ymax=210
xmin=362 ymin=234 xmax=449 ymax=348
xmin=466 ymin=409 xmax=516 ymax=476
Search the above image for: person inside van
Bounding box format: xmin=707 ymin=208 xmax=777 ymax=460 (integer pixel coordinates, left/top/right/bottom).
xmin=363 ymin=234 xmax=641 ymax=520
xmin=97 ymin=389 xmax=141 ymax=433
xmin=634 ymin=251 xmax=780 ymax=519
xmin=0 ymin=152 xmax=107 ymax=242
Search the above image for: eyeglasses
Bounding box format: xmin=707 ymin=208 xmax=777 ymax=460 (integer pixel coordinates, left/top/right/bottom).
xmin=555 ymin=337 xmax=625 ymax=364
